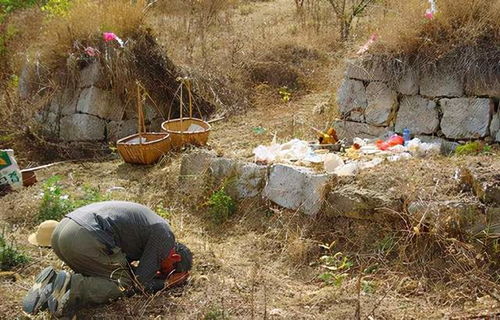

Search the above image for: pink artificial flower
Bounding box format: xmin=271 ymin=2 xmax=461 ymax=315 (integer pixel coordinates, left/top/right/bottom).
xmin=357 ymin=33 xmax=378 ymax=55
xmin=84 ymin=46 xmax=99 ymax=57
xmin=103 ymin=32 xmax=117 ymax=42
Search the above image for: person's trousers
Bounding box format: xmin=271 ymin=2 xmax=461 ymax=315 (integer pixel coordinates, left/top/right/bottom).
xmin=51 ymin=218 xmax=132 ymax=307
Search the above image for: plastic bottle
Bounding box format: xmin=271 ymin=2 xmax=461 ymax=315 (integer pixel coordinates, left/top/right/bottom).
xmin=403 ymin=128 xmax=411 ymax=145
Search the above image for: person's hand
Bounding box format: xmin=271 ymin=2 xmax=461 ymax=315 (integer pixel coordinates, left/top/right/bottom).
xmin=165 ymin=272 xmax=189 ymax=288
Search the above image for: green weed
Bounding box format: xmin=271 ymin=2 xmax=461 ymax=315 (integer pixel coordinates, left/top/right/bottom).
xmin=38 ymin=176 xmax=109 ymax=222
xmin=38 ymin=176 xmax=74 ymax=222
xmin=155 ymin=204 xmax=172 ymax=220
xmin=203 ymin=307 xmax=228 ymax=320
xmin=455 ymin=142 xmax=491 ymax=156
xmin=0 ymin=228 xmax=29 ymax=271
xmin=207 ymin=187 xmax=236 ymax=224
xmin=318 ymin=241 xmax=353 ymax=286
xmin=41 ymin=0 xmax=71 ymax=17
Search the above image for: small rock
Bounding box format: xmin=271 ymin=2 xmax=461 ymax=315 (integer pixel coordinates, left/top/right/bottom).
xmin=59 ymin=114 xmax=106 ymax=141
xmin=395 ymin=96 xmax=439 ymax=135
xmin=336 ymin=79 xmax=367 ymax=120
xmin=365 ymin=82 xmax=397 ymax=126
xmin=440 ymin=98 xmax=493 ymax=139
xmin=263 ymin=164 xmax=333 ymax=216
xmin=420 ymin=62 xmax=464 ymax=97
xmin=332 ymin=120 xmax=388 ymax=144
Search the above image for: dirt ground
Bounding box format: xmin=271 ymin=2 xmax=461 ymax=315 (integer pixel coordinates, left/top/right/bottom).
xmin=1 ymin=0 xmax=500 ymax=319
xmin=0 ymin=111 xmax=499 ymax=319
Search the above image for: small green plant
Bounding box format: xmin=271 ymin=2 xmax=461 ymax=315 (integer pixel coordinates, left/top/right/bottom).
xmin=155 ymin=204 xmax=172 ymax=220
xmin=375 ymin=234 xmax=396 ymax=255
xmin=0 ymin=228 xmax=29 ymax=271
xmin=207 ymin=187 xmax=236 ymax=224
xmin=203 ymin=306 xmax=227 ymax=320
xmin=38 ymin=177 xmax=109 ymax=222
xmin=278 ymin=86 xmax=292 ymax=102
xmin=361 ymin=280 xmax=376 ymax=294
xmin=41 ymin=0 xmax=71 ymax=17
xmin=38 ymin=176 xmax=74 ymax=222
xmin=318 ymin=241 xmax=353 ymax=287
xmin=454 ymin=141 xmax=491 ymax=155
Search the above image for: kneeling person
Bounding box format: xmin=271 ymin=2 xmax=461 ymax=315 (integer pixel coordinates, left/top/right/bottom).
xmin=23 ymin=201 xmax=192 ymax=317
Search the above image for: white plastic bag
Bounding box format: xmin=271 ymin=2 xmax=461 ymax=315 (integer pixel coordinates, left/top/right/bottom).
xmin=324 ymin=154 xmax=345 ymax=173
xmin=334 ymin=162 xmax=359 ymax=176
xmin=0 ymin=149 xmax=22 ymax=190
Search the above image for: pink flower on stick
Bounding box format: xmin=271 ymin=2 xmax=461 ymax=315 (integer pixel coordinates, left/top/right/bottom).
xmin=103 ymin=32 xmax=117 ymax=42
xmin=103 ymin=32 xmax=124 ymax=47
xmin=424 ymin=9 xmax=434 ymax=20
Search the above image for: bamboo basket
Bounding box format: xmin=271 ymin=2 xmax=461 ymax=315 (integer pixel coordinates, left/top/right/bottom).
xmin=161 ymin=78 xmax=211 ymax=149
xmin=117 ymin=83 xmax=171 ymax=165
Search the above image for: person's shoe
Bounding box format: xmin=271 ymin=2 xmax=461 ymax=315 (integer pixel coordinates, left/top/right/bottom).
xmin=22 ymin=266 xmax=57 ymax=314
xmin=47 ymin=270 xmax=72 ymax=316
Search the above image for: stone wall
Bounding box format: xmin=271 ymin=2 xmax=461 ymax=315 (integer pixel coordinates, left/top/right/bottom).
xmin=334 ymin=58 xmax=500 ymax=143
xmin=36 ymin=62 xmax=164 ymax=142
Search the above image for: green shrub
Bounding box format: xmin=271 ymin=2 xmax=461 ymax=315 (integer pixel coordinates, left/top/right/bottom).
xmin=0 ymin=229 xmax=29 ymax=271
xmin=38 ymin=176 xmax=74 ymax=222
xmin=207 ymin=188 xmax=236 ymax=224
xmin=454 ymin=142 xmax=491 ymax=156
xmin=38 ymin=176 xmax=109 ymax=222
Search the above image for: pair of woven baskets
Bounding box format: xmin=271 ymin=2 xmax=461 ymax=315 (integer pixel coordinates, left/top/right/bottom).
xmin=117 ymin=81 xmax=210 ymax=165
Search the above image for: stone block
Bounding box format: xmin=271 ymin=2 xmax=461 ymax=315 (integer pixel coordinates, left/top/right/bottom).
xmin=440 ymin=98 xmax=493 ymax=139
xmin=407 ymin=200 xmax=483 ymax=233
xmin=325 ymin=185 xmax=401 ymax=220
xmin=209 ymin=158 xmax=268 ymax=200
xmin=336 ymin=79 xmax=367 ymax=120
xmin=396 ymin=68 xmax=419 ymax=95
xmin=490 ymin=112 xmax=500 ymax=142
xmin=365 ymin=82 xmax=397 ymax=126
xmin=263 ymin=164 xmax=333 ymax=216
xmin=179 ymin=150 xmax=217 ymax=196
xmin=150 ymin=118 xmax=164 ymax=132
xmin=465 ymin=70 xmax=500 ymax=98
xmin=77 ymin=87 xmax=124 ymax=121
xmin=79 ymin=62 xmax=107 ymax=88
xmin=345 ymin=59 xmax=389 ymax=82
xmin=332 ymin=120 xmax=388 ymax=144
xmin=460 ymin=167 xmax=500 ymax=206
xmin=395 ymin=95 xmax=439 ymax=135
xmin=59 ymin=114 xmax=106 ymax=141
xmin=420 ymin=63 xmax=464 ymax=97
xmin=107 ymin=119 xmax=138 ymax=141
xmin=18 ymin=63 xmax=36 ymax=100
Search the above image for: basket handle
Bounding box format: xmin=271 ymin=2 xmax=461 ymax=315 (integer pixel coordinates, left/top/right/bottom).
xmin=136 ymin=82 xmax=146 ymax=143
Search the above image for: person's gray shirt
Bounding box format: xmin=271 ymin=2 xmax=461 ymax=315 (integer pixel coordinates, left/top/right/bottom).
xmin=66 ymin=201 xmax=175 ymax=291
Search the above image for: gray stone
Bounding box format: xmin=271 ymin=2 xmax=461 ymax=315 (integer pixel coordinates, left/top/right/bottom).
xmin=209 ymin=158 xmax=268 ymax=200
xmin=77 ymin=87 xmax=124 ymax=121
xmin=150 ymin=118 xmax=164 ymax=132
xmin=465 ymin=70 xmax=500 ymax=98
xmin=395 ymin=96 xmax=439 ymax=135
xmin=79 ymin=62 xmax=106 ymax=88
xmin=415 ymin=135 xmax=460 ymax=155
xmin=345 ymin=59 xmax=389 ymax=82
xmin=59 ymin=114 xmax=106 ymax=141
xmin=396 ymin=68 xmax=419 ymax=95
xmin=420 ymin=63 xmax=464 ymax=97
xmin=179 ymin=150 xmax=217 ymax=196
xmin=107 ymin=119 xmax=138 ymax=141
xmin=49 ymin=88 xmax=79 ymax=116
xmin=18 ymin=63 xmax=36 ymax=100
xmin=365 ymin=82 xmax=397 ymax=126
xmin=336 ymin=79 xmax=367 ymax=120
xmin=263 ymin=164 xmax=333 ymax=216
xmin=440 ymin=98 xmax=493 ymax=139
xmin=332 ymin=120 xmax=388 ymax=144
xmin=325 ymin=185 xmax=401 ymax=221
xmin=407 ymin=200 xmax=482 ymax=232
xmin=490 ymin=112 xmax=500 ymax=142
xmin=460 ymin=167 xmax=500 ymax=206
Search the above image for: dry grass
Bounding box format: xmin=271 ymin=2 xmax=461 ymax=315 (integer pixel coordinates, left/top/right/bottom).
xmin=33 ymin=0 xmax=146 ymax=73
xmin=0 ymin=152 xmax=499 ymax=318
xmin=367 ymin=0 xmax=500 ymax=74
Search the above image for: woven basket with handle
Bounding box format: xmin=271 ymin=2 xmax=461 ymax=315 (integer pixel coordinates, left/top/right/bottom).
xmin=117 ymin=83 xmax=171 ymax=165
xmin=161 ymin=78 xmax=210 ymax=150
